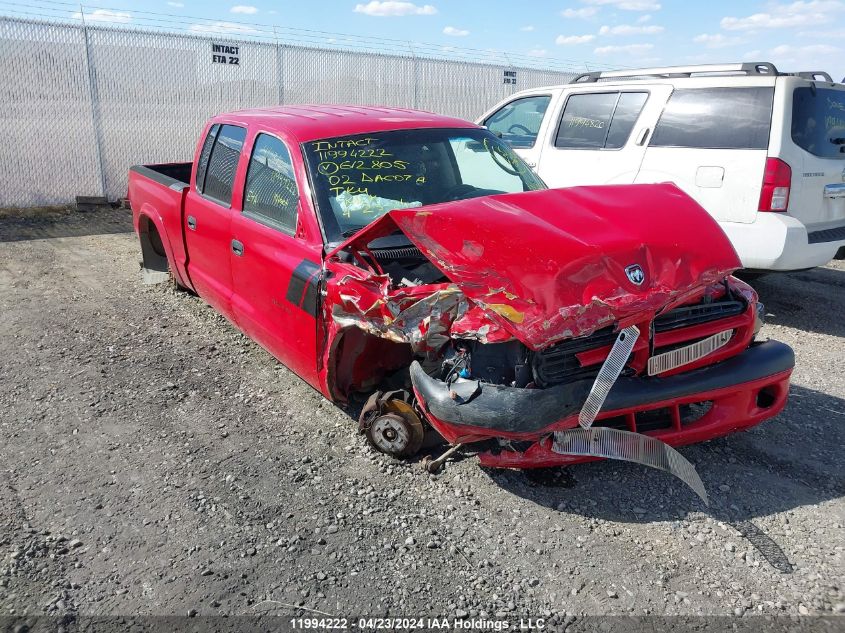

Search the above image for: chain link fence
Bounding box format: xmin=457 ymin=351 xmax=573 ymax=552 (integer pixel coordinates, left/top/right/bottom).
xmin=0 ymin=15 xmax=576 ymax=208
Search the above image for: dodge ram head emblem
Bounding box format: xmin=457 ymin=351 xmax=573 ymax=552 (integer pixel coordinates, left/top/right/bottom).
xmin=625 ymin=264 xmax=645 ymax=285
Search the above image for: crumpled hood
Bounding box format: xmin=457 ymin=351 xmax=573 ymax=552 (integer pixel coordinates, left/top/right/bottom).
xmin=331 ymin=183 xmax=741 ymax=350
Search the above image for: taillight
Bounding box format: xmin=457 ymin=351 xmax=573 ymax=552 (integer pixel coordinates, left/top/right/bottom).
xmin=758 ymin=158 xmax=791 ymax=212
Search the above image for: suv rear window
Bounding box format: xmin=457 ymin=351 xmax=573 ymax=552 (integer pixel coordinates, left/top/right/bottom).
xmin=555 ymin=91 xmax=648 ymax=149
xmin=650 ymin=87 xmax=774 ymax=150
xmin=792 ymin=87 xmax=845 ymax=159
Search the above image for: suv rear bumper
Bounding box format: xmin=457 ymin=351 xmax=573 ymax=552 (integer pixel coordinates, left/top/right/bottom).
xmin=411 ymin=340 xmax=794 ymax=452
xmin=721 ymin=214 xmax=845 ymax=271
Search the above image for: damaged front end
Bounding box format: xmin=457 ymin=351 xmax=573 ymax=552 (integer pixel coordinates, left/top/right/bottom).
xmin=321 ymin=184 xmax=795 ymax=501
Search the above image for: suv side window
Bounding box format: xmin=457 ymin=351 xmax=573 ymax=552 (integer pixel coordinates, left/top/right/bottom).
xmin=605 ymin=92 xmax=649 ymax=149
xmin=555 ymin=92 xmax=648 ymax=149
xmin=195 ymin=124 xmax=219 ymax=191
xmin=202 ymin=124 xmax=247 ymax=205
xmin=650 ymin=87 xmax=774 ymax=150
xmin=243 ymin=134 xmax=299 ymax=233
xmin=484 ymin=95 xmax=552 ymax=149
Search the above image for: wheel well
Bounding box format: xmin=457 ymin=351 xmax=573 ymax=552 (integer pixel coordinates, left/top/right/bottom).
xmin=138 ymin=216 xmax=169 ymax=273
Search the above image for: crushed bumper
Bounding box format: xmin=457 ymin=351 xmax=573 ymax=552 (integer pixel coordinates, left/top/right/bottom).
xmin=410 ymin=340 xmax=794 ymax=456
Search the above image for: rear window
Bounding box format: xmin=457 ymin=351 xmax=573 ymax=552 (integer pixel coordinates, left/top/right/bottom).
xmin=202 ymin=124 xmax=246 ymax=205
xmin=650 ymin=87 xmax=774 ymax=150
xmin=792 ymin=87 xmax=845 ymax=159
xmin=555 ymin=91 xmax=649 ymax=149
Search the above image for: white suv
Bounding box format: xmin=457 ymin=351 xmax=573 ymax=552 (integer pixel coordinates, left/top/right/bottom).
xmin=478 ymin=62 xmax=845 ymax=272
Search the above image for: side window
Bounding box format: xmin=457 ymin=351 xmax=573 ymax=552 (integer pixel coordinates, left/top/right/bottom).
xmin=650 ymin=87 xmax=774 ymax=149
xmin=202 ymin=124 xmax=246 ymax=205
xmin=555 ymin=92 xmax=649 ymax=149
xmin=484 ymin=95 xmax=552 ymax=149
xmin=194 ymin=124 xmax=218 ymax=191
xmin=605 ymin=92 xmax=649 ymax=149
xmin=243 ymin=134 xmax=299 ymax=233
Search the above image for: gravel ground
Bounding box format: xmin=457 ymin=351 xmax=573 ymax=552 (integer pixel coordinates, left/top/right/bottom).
xmin=0 ymin=208 xmax=842 ymax=626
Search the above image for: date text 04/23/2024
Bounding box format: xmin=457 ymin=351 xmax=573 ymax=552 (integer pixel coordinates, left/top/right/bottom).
xmin=290 ymin=617 xmax=547 ymax=630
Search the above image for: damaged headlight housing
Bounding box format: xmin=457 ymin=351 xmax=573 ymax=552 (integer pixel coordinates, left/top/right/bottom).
xmin=753 ymin=301 xmax=765 ymax=337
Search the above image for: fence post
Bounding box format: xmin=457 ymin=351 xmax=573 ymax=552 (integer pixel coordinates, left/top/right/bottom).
xmin=80 ymin=5 xmax=108 ymax=199
xmin=274 ymin=26 xmax=285 ymax=106
xmin=408 ymin=41 xmax=419 ymax=109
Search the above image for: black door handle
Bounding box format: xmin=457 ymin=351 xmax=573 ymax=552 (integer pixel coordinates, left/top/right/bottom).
xmin=187 ymin=215 xmax=197 ymax=230
xmin=231 ymin=239 xmax=244 ymax=256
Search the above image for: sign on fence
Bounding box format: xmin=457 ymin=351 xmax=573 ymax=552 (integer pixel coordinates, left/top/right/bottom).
xmin=212 ymin=43 xmax=240 ymax=66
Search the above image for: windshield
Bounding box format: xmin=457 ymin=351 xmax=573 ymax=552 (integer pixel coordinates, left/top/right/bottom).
xmin=792 ymin=87 xmax=845 ymax=160
xmin=303 ymin=127 xmax=545 ymax=243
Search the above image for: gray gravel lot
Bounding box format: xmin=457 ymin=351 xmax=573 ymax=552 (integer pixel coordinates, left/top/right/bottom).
xmin=0 ymin=208 xmax=843 ymax=626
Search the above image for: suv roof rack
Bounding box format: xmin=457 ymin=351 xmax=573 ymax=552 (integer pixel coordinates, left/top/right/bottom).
xmin=570 ymin=62 xmax=780 ymax=83
xmin=786 ymin=71 xmax=834 ymax=82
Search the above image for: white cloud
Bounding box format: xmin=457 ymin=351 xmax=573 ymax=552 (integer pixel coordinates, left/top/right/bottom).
xmin=528 ymin=47 xmax=548 ymax=57
xmin=556 ymin=34 xmax=596 ymax=45
xmin=72 ymin=8 xmax=132 ymax=23
xmin=230 ymin=5 xmax=258 ymax=14
xmin=188 ymin=21 xmax=258 ymax=34
xmin=721 ymin=0 xmax=843 ymax=30
xmin=353 ymin=1 xmax=437 ymax=16
xmin=520 ymin=25 xmax=535 ymax=31
xmin=594 ymin=42 xmax=654 ymax=54
xmin=443 ymin=26 xmax=469 ymax=36
xmin=636 ymin=14 xmax=651 ymax=23
xmin=561 ymin=7 xmax=598 ymax=18
xmin=693 ymin=33 xmax=741 ymax=48
xmin=583 ymin=0 xmax=661 ymax=11
xmin=167 ymin=1 xmax=184 ymax=6
xmin=771 ymin=43 xmax=840 ymax=56
xmin=598 ymin=23 xmax=664 ymax=35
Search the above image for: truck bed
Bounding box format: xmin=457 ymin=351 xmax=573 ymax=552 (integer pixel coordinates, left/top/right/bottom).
xmin=128 ymin=162 xmax=193 ymax=288
xmin=129 ymin=162 xmax=192 ymax=189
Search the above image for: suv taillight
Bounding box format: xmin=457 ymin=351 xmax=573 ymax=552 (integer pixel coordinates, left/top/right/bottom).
xmin=758 ymin=158 xmax=791 ymax=212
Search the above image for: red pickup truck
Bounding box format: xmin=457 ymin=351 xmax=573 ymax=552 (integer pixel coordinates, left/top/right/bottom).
xmin=129 ymin=105 xmax=794 ymax=499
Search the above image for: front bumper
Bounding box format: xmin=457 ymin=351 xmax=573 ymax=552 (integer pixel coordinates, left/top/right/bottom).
xmin=410 ymin=340 xmax=794 ymax=461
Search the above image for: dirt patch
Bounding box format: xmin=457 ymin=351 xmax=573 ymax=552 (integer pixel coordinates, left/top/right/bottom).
xmin=0 ymin=209 xmax=842 ymax=622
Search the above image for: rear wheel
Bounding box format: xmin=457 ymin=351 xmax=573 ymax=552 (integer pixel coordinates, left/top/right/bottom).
xmin=140 ymin=218 xmax=186 ymax=290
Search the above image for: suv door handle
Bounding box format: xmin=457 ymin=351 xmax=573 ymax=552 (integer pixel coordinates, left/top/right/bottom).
xmin=187 ymin=215 xmax=197 ymax=230
xmin=231 ymin=239 xmax=244 ymax=256
xmin=635 ymin=128 xmax=650 ymax=146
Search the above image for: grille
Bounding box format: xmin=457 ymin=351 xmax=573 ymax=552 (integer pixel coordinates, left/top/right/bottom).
xmin=593 ymin=401 xmax=714 ymax=434
xmin=531 ymin=326 xmax=618 ymax=387
xmin=654 ymin=300 xmax=745 ymax=332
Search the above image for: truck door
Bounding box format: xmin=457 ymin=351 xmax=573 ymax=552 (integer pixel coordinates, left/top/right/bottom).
xmin=479 ymin=94 xmax=554 ymax=172
xmin=229 ymin=131 xmax=322 ymax=389
xmin=536 ymin=85 xmax=672 ymax=188
xmin=184 ymin=123 xmax=246 ymax=322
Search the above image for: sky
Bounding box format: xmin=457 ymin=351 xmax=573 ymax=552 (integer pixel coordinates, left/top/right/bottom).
xmin=31 ymin=0 xmax=845 ymax=79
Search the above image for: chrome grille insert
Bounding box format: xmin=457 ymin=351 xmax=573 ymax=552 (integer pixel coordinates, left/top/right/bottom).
xmin=648 ymin=329 xmax=733 ymax=376
xmin=578 ymin=325 xmax=640 ymax=429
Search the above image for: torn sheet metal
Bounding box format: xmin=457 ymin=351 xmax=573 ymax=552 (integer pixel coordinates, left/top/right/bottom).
xmin=552 ymin=426 xmax=709 ymax=504
xmin=335 ymin=184 xmax=741 ymax=350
